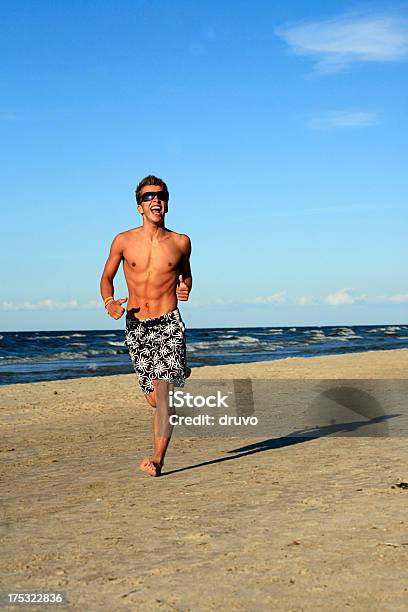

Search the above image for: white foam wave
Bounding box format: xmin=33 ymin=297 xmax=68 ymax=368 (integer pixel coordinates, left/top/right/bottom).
xmin=332 ymin=328 xmax=361 ymax=340
xmin=222 ymin=335 xmax=259 ymax=344
xmin=26 ymin=335 xmax=72 ymax=340
xmin=107 ymin=340 xmax=126 ymax=347
xmin=304 ymin=330 xmax=327 ymax=341
xmin=332 ymin=335 xmax=363 ymax=342
xmin=2 ymin=349 xmax=120 ymax=363
xmin=367 ymin=326 xmax=403 ymax=334
xmin=190 ymin=336 xmax=260 ymax=350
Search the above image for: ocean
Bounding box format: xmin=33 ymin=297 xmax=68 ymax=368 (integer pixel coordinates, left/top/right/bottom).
xmin=0 ymin=324 xmax=407 ymax=386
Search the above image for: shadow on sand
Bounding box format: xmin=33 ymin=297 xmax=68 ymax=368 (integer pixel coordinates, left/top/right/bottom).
xmin=163 ymin=384 xmax=401 ymax=477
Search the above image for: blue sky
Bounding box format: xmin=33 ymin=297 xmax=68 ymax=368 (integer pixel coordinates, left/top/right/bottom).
xmin=1 ymin=0 xmax=407 ymax=331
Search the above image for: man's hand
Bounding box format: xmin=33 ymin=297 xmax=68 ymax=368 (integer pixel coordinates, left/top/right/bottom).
xmin=176 ymin=275 xmax=190 ymax=301
xmin=106 ymin=297 xmax=128 ymax=319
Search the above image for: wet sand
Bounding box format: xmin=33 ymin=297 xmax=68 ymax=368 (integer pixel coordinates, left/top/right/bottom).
xmin=1 ymin=349 xmax=408 ymax=610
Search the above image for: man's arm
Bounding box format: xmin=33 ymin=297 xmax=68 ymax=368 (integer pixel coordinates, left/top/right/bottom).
xmin=100 ymin=234 xmax=128 ymax=318
xmin=176 ymin=235 xmax=192 ymax=301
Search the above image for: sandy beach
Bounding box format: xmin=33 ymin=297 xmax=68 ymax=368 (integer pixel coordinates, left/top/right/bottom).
xmin=1 ymin=348 xmax=408 ymax=610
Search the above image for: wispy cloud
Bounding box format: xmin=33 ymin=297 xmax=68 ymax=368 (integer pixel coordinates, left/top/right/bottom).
xmin=323 ymin=289 xmax=368 ymax=305
xmin=187 ymin=292 xmax=287 ymax=309
xmin=242 ymin=291 xmax=286 ymax=305
xmin=295 ymin=290 xmax=408 ymax=306
xmin=295 ymin=295 xmax=318 ymax=305
xmin=377 ymin=293 xmax=408 ymax=303
xmin=388 ymin=293 xmax=408 ymax=303
xmin=307 ymin=110 xmax=379 ymax=130
xmin=276 ymin=13 xmax=408 ymax=73
xmin=188 ymin=290 xmax=408 ymax=309
xmin=0 ymin=299 xmax=103 ymax=312
xmin=3 ymin=291 xmax=407 ymax=312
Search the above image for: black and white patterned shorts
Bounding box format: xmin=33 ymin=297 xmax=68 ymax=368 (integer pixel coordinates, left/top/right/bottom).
xmin=124 ymin=308 xmax=186 ymax=394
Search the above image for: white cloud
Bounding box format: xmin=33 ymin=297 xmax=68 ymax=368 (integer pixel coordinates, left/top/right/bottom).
xmin=304 ymin=291 xmax=406 ymax=306
xmin=0 ymin=299 xmax=103 ymax=312
xmin=186 ymin=293 xmax=287 ymax=308
xmin=382 ymin=293 xmax=408 ymax=303
xmin=3 ymin=291 xmax=406 ymax=313
xmin=307 ymin=110 xmax=379 ymax=130
xmin=295 ymin=295 xmax=318 ymax=305
xmin=243 ymin=292 xmax=286 ymax=305
xmin=324 ymin=289 xmax=355 ymax=305
xmin=276 ymin=13 xmax=408 ymax=73
xmin=322 ymin=289 xmax=368 ymax=305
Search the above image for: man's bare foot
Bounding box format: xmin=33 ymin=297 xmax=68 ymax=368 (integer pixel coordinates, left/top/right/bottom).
xmin=185 ymin=367 xmax=191 ymax=379
xmin=139 ymin=457 xmax=163 ymax=477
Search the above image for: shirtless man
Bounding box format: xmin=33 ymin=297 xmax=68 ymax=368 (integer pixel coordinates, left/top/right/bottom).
xmin=100 ymin=175 xmax=192 ymax=477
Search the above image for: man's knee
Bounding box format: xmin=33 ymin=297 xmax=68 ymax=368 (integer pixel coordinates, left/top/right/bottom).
xmin=144 ymin=381 xmax=170 ymax=408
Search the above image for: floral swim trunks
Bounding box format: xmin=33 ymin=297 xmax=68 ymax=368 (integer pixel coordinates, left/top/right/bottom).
xmin=124 ymin=308 xmax=186 ymax=394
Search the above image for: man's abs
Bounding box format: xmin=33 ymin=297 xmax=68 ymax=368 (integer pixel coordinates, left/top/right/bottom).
xmin=126 ymin=283 xmax=178 ymax=320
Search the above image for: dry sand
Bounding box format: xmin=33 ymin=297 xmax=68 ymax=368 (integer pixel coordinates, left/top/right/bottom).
xmin=1 ymin=349 xmax=408 ymax=611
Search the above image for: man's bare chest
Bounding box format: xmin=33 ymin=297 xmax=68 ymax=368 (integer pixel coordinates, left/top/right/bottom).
xmin=123 ymin=238 xmax=181 ymax=273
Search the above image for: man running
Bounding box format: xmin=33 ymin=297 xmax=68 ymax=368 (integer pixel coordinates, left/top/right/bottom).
xmin=100 ymin=175 xmax=192 ymax=477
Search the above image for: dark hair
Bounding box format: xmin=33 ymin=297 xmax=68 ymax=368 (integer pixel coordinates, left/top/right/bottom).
xmin=135 ymin=175 xmax=169 ymax=205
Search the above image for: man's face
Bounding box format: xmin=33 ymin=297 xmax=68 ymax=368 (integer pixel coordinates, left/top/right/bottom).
xmin=137 ymin=185 xmax=168 ymax=222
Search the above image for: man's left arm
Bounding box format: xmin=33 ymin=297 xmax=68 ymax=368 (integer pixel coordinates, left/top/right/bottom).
xmin=176 ymin=235 xmax=192 ymax=301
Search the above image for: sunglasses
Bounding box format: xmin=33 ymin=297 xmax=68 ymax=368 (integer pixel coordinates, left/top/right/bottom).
xmin=140 ymin=191 xmax=168 ymax=203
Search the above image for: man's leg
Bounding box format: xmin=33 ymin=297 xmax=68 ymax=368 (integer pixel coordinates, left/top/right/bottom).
xmin=145 ymin=390 xmax=156 ymax=409
xmin=140 ymin=379 xmax=174 ymax=477
xmin=145 ymin=370 xmax=190 ymax=410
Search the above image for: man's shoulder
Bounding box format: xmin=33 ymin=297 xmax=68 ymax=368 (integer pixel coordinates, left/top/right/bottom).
xmin=167 ymin=229 xmax=191 ymax=245
xmin=114 ymin=227 xmax=143 ymax=243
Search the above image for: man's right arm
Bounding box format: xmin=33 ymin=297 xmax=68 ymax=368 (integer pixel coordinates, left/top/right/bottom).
xmin=100 ymin=234 xmax=128 ymax=319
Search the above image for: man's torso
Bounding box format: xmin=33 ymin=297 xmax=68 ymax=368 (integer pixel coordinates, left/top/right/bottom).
xmin=121 ymin=227 xmax=186 ymax=319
